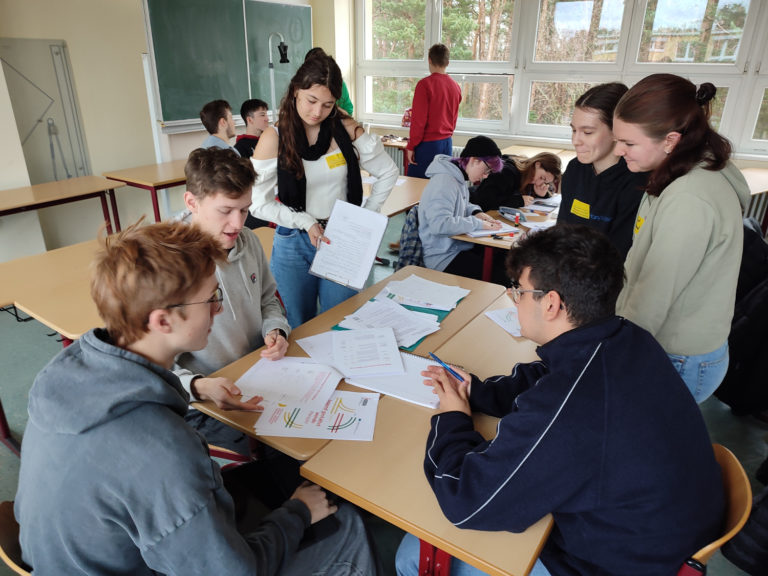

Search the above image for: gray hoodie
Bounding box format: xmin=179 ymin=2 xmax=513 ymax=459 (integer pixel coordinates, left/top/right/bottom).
xmin=418 ymin=155 xmax=485 ymax=271
xmin=174 ymin=213 xmax=291 ymax=394
xmin=15 ymin=328 xmax=310 ymax=575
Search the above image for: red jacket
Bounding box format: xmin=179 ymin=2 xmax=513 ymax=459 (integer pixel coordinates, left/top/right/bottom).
xmin=407 ymin=73 xmax=461 ymax=150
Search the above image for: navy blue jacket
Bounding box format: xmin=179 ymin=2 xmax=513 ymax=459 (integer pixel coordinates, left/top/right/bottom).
xmin=558 ymin=158 xmax=647 ymax=258
xmin=424 ymin=317 xmax=724 ymax=576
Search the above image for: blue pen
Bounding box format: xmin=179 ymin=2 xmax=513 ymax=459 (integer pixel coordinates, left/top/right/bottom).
xmin=428 ymin=352 xmax=464 ymax=382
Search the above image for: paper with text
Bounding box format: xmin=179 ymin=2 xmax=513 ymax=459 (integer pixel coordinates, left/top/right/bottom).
xmin=309 ymin=199 xmax=388 ymax=290
xmin=346 ymin=352 xmax=440 ymax=409
xmin=332 ymin=328 xmax=404 ymax=378
xmin=235 ymin=357 xmax=341 ymax=406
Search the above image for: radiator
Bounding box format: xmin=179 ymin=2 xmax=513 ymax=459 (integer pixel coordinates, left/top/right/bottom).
xmin=745 ymin=192 xmax=768 ymax=235
xmin=452 ymin=145 xmax=464 ymax=157
xmin=384 ymin=146 xmax=406 ymax=175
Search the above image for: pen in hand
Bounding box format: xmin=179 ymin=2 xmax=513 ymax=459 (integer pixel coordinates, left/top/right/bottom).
xmin=428 ymin=352 xmax=464 ymax=382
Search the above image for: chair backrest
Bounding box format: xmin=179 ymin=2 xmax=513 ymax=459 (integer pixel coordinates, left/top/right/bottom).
xmin=691 ymin=444 xmax=752 ymax=565
xmin=0 ymin=501 xmax=30 ymax=576
xmin=395 ymin=206 xmax=424 ymax=271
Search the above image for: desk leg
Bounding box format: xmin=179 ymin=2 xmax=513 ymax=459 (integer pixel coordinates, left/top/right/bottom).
xmin=149 ymin=187 xmax=161 ymax=222
xmin=99 ymin=193 xmax=113 ymax=235
xmin=482 ymin=246 xmax=493 ymax=282
xmin=0 ymin=399 xmax=21 ymax=457
xmin=108 ymin=190 xmax=122 ymax=232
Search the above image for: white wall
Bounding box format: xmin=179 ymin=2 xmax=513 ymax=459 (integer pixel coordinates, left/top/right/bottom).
xmin=0 ymin=61 xmax=46 ymax=262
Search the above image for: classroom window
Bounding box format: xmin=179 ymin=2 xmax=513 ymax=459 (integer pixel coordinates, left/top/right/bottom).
xmin=356 ymin=0 xmax=768 ymax=155
xmin=636 ymin=0 xmax=750 ymax=64
xmin=456 ymin=77 xmax=512 ymax=121
xmin=527 ymin=81 xmax=593 ymax=126
xmin=368 ymin=77 xmax=420 ymax=115
xmin=442 ymin=0 xmax=516 ymax=62
xmin=534 ymin=0 xmax=627 ymax=63
xmin=753 ymin=89 xmax=768 ymax=141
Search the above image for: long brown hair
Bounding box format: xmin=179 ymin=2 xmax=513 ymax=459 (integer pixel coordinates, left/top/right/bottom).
xmin=614 ymin=73 xmax=731 ymax=197
xmin=516 ymin=153 xmax=562 ymax=191
xmin=278 ymin=50 xmax=345 ymax=178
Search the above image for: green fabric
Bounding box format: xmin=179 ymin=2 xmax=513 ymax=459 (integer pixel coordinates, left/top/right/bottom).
xmin=337 ymin=80 xmax=354 ymax=116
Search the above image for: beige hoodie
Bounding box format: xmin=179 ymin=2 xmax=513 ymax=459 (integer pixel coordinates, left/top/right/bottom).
xmin=616 ymin=161 xmax=750 ymax=355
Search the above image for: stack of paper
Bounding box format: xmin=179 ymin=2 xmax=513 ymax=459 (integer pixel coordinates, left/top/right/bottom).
xmin=524 ymin=220 xmax=557 ymax=232
xmin=383 ymin=274 xmax=470 ymax=311
xmin=338 ymin=299 xmax=440 ymax=348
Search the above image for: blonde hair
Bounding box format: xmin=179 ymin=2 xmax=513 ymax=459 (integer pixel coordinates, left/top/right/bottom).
xmin=90 ymin=220 xmax=226 ymax=346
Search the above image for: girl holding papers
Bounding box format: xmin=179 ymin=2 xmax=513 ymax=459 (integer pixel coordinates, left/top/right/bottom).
xmin=417 ymin=135 xmax=504 ymax=281
xmin=613 ymin=74 xmax=750 ymax=402
xmin=250 ymin=50 xmax=398 ymax=327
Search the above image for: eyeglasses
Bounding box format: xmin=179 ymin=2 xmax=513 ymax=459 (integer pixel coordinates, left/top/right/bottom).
xmin=482 ymin=160 xmax=493 ymax=176
xmin=507 ymin=282 xmax=547 ymax=304
xmin=167 ymin=287 xmax=224 ymax=313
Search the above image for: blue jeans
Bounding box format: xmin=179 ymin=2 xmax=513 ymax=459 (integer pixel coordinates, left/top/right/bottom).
xmin=271 ymin=226 xmax=358 ymax=328
xmin=667 ymin=341 xmax=729 ymax=404
xmin=408 ymin=137 xmax=453 ymax=179
xmin=395 ymin=533 xmax=551 ymax=576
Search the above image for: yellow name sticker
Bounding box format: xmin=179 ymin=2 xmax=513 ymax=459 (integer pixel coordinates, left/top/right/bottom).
xmin=634 ymin=215 xmax=645 ymax=235
xmin=570 ymin=199 xmax=590 ymax=220
xmin=326 ymin=153 xmax=346 ymax=169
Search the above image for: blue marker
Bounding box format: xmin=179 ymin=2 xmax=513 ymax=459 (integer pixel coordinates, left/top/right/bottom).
xmin=428 ymin=352 xmax=464 ymax=382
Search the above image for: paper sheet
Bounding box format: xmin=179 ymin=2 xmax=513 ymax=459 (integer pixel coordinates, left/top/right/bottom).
xmin=332 ymin=328 xmax=404 ymax=377
xmin=234 ymin=357 xmax=341 ymax=405
xmin=383 ymin=274 xmax=470 ymax=311
xmin=346 ymin=352 xmax=441 ymax=409
xmin=485 ymin=307 xmax=522 ymax=337
xmin=466 ymin=223 xmax=521 ymax=237
xmin=253 ymin=391 xmax=379 ymax=441
xmin=338 ymin=298 xmax=440 ymax=348
xmin=309 ymin=199 xmax=388 ymax=290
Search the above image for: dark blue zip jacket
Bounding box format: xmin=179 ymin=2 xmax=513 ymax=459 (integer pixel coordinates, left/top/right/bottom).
xmin=424 ymin=316 xmax=724 ymax=576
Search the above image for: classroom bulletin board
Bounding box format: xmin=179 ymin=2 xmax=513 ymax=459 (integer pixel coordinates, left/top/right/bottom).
xmin=143 ymin=0 xmax=312 ymax=127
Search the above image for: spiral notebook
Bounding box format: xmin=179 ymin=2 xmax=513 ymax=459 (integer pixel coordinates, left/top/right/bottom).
xmin=345 ymin=351 xmax=439 ymax=409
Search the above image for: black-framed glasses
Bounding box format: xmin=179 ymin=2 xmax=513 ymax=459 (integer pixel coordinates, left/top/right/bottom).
xmin=167 ymin=287 xmax=224 ymax=313
xmin=482 ymin=160 xmax=493 ymax=176
xmin=507 ymin=282 xmax=547 ymax=304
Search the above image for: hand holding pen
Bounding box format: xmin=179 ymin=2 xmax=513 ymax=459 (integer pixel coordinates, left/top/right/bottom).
xmin=422 ymin=353 xmax=472 ymax=415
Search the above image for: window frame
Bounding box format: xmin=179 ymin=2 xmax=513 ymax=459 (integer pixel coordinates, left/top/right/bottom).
xmin=354 ymin=0 xmax=768 ymax=158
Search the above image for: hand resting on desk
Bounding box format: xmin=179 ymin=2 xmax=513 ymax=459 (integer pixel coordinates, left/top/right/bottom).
xmin=190 ymin=377 xmax=264 ymax=411
xmin=422 ymin=365 xmax=472 ymax=416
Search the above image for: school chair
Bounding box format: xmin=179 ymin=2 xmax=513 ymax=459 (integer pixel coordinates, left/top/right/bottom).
xmin=678 ymin=444 xmax=752 ymax=576
xmin=0 ymin=501 xmax=30 ymax=576
xmin=0 ymin=399 xmax=21 ymax=456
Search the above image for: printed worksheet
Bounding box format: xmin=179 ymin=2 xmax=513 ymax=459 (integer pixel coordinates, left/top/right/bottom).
xmin=253 ymin=391 xmax=379 ymax=441
xmin=235 ymin=357 xmax=341 ymax=405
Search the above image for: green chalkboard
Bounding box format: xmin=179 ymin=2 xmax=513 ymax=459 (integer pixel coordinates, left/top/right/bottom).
xmin=145 ymin=0 xmax=312 ymax=124
xmin=245 ymin=1 xmax=312 ymax=111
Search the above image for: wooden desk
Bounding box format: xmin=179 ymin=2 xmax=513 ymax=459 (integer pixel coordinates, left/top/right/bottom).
xmin=375 ymin=175 xmax=426 ymax=217
xmin=103 ymin=160 xmax=187 ymax=224
xmin=195 ymin=266 xmax=505 ymax=460
xmin=452 ymin=210 xmax=554 ymax=282
xmin=741 ymin=168 xmax=768 ymax=233
xmin=501 ymin=145 xmax=564 ymax=158
xmin=0 ymin=176 xmax=119 ymax=235
xmin=4 ymin=240 xmax=102 ymax=344
xmin=302 ymin=294 xmax=550 ymax=576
